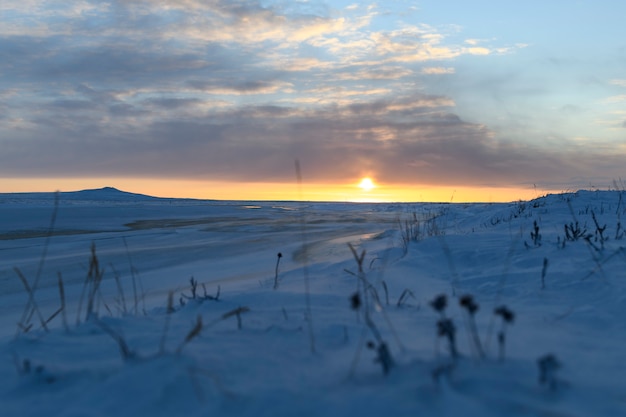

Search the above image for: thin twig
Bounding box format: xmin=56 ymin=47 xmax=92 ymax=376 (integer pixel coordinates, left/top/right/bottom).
xmin=15 ymin=268 xmax=48 ymax=333
xmin=96 ymin=320 xmax=134 ymax=360
xmin=295 ymin=159 xmax=316 ymax=353
xmin=176 ymin=315 xmax=203 ymax=354
xmin=159 ymin=291 xmax=175 ymax=354
xmin=57 ymin=272 xmax=69 ymax=332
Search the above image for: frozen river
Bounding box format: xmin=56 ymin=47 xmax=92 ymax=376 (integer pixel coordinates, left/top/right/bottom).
xmin=0 ymin=187 xmax=418 ymax=336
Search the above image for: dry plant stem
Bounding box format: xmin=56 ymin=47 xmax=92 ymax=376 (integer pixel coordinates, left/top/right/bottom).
xmin=176 ymin=315 xmax=203 ymax=354
xmin=583 ymin=247 xmax=626 ymax=280
xmin=566 ymin=201 xmax=605 ymax=277
xmin=541 ymin=258 xmax=549 ymax=289
xmin=45 ymin=307 xmax=63 ymax=328
xmin=498 ymin=328 xmax=506 ymax=361
xmin=96 ymin=320 xmax=134 ymax=360
xmin=436 ymin=235 xmax=459 ymax=296
xmin=295 ymin=159 xmax=316 ymax=354
xmin=441 ymin=323 xmax=458 ymax=359
xmin=76 ymin=243 xmax=105 ymax=323
xmin=538 ymin=354 xmax=561 ymax=390
xmin=347 ymin=326 xmax=370 ymax=379
xmin=18 ymin=192 xmax=59 ymax=330
xmin=378 ymin=307 xmax=406 ymax=352
xmin=468 ymin=316 xmax=485 ymax=359
xmin=364 ymin=312 xmax=382 ymax=345
xmin=459 ymin=295 xmax=485 ymax=359
xmin=202 ymin=306 xmax=251 ymax=329
xmin=483 ymin=241 xmax=517 ymax=354
xmin=591 ymin=210 xmax=607 ymax=249
xmin=76 ymin=279 xmax=88 ymax=325
xmin=396 ymin=289 xmax=416 ymax=307
xmin=348 ymin=242 xmax=402 ymax=361
xmin=344 ymin=268 xmax=361 ymax=322
xmin=110 ymin=264 xmax=128 ymax=314
xmin=222 ymin=306 xmax=250 ymax=330
xmin=348 ymin=243 xmax=366 ymax=274
xmin=85 ymin=243 xmax=104 ymax=321
xmin=348 ymin=243 xmax=405 ymax=352
xmin=382 ymin=281 xmax=389 ymax=306
xmin=123 ymin=236 xmax=146 ymax=314
xmin=348 ymin=243 xmax=368 ymax=321
xmin=15 ymin=268 xmax=48 ymax=333
xmin=493 ymin=306 xmax=514 ymax=361
xmin=57 ymin=273 xmax=69 ymax=332
xmin=159 ymin=291 xmax=175 ymax=354
xmin=273 ymin=253 xmax=282 ymax=290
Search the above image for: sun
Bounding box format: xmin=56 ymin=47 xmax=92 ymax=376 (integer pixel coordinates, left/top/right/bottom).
xmin=358 ymin=177 xmax=375 ymax=192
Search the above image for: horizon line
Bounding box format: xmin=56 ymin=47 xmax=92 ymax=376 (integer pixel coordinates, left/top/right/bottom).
xmin=1 ymin=185 xmax=619 ymax=205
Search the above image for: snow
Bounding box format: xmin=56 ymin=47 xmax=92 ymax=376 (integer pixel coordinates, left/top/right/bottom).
xmin=1 ymin=187 xmax=625 ymax=416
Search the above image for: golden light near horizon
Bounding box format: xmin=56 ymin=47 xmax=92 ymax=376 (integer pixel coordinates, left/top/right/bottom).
xmin=1 ymin=177 xmax=561 ymax=203
xmin=358 ymin=177 xmax=376 ymax=192
xmin=358 ymin=177 xmax=375 ymax=192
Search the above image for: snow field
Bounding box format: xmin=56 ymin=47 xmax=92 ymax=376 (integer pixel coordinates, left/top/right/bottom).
xmin=1 ymin=189 xmax=625 ymax=416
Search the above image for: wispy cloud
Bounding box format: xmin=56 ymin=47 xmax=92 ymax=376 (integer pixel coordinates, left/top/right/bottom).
xmin=421 ymin=67 xmax=455 ymax=75
xmin=604 ymin=95 xmax=626 ymax=104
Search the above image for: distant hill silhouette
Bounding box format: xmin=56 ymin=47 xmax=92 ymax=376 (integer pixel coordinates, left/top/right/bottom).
xmin=67 ymin=187 xmax=160 ymax=201
xmin=0 ymin=187 xmax=166 ymax=202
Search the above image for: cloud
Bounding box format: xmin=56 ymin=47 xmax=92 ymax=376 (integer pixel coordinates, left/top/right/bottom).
xmin=464 ymin=47 xmax=491 ymax=55
xmin=1 ymin=86 xmax=621 ymax=190
xmin=335 ymin=66 xmax=414 ymax=80
xmin=605 ymin=95 xmax=626 ymax=104
xmin=151 ymin=0 xmax=351 ymax=45
xmin=421 ymin=67 xmax=455 ymax=75
xmin=0 ymin=0 xmax=618 ymax=192
xmin=274 ymin=58 xmax=334 ymax=72
xmin=186 ymin=80 xmax=293 ymax=95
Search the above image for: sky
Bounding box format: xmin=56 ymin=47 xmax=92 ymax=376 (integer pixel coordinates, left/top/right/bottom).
xmin=0 ymin=0 xmax=625 ymax=202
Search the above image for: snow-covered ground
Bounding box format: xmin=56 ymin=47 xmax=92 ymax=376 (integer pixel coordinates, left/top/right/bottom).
xmin=1 ymin=187 xmax=625 ymax=416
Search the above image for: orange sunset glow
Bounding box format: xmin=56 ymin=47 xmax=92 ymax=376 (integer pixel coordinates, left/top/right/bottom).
xmin=1 ymin=177 xmax=557 ymax=203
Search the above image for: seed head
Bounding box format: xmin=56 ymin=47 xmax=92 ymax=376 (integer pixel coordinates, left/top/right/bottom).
xmin=459 ymin=294 xmax=479 ymax=315
xmin=350 ymin=292 xmax=361 ymax=310
xmin=430 ymin=294 xmax=447 ymax=313
xmin=494 ymin=305 xmax=515 ymax=323
xmin=437 ymin=318 xmax=455 ymax=337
